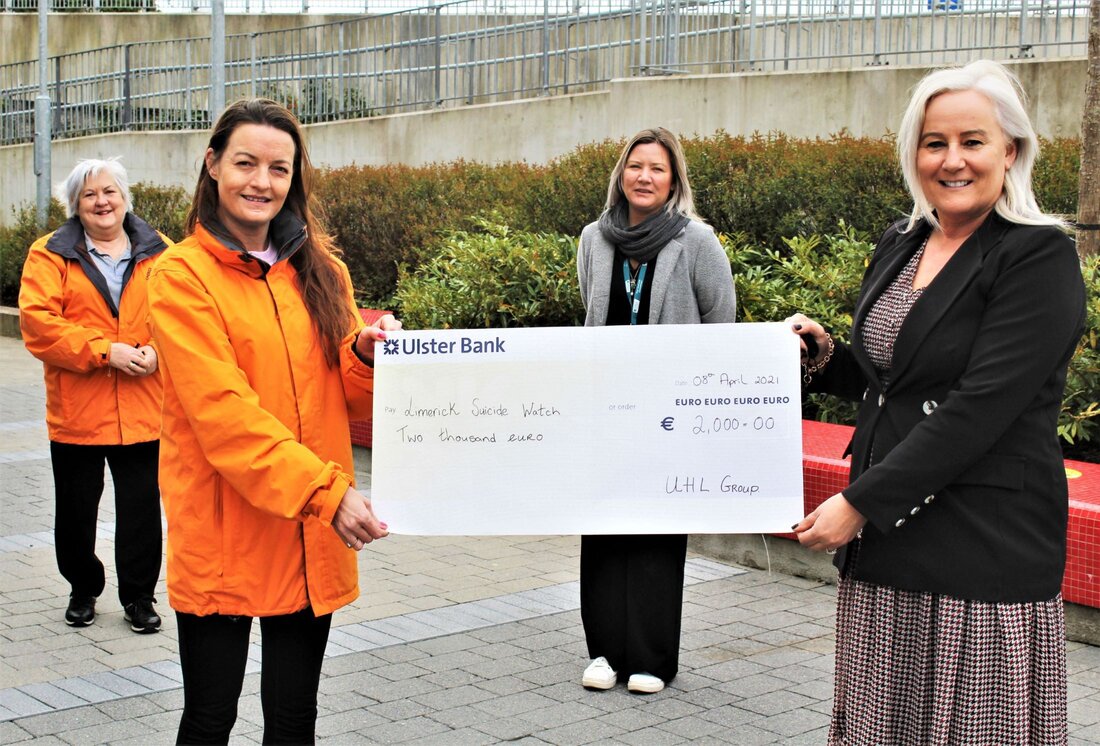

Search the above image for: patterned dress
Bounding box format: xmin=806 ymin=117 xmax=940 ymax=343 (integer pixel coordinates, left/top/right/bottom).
xmin=828 ymin=243 xmax=1068 ymax=746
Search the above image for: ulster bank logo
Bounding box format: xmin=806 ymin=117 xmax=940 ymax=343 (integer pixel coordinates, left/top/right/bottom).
xmin=385 ymin=336 xmax=507 ymax=356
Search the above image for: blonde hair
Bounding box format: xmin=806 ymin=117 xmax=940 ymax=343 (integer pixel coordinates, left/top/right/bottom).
xmin=897 ymin=59 xmax=1064 ymax=231
xmin=605 ymin=127 xmax=701 ymax=221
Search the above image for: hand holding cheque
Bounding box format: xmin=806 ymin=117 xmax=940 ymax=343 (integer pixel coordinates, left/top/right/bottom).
xmin=370 ymin=322 xmax=804 ymax=535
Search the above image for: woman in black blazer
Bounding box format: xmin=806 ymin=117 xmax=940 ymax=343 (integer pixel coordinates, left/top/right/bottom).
xmin=788 ymin=60 xmax=1085 ymax=744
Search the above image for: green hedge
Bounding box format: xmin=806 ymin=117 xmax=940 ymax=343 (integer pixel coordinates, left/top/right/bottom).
xmin=395 ymin=216 xmax=583 ymax=330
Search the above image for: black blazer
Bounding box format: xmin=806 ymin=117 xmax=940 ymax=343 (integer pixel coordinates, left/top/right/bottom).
xmin=812 ymin=212 xmax=1086 ymax=603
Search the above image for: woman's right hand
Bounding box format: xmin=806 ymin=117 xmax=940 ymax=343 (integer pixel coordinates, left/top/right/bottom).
xmin=332 ymin=487 xmax=389 ymax=551
xmin=784 ymin=313 xmax=828 ymax=362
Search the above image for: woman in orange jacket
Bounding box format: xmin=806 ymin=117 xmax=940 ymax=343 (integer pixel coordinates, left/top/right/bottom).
xmin=19 ymin=157 xmax=169 ymax=634
xmin=147 ymin=99 xmax=397 ymax=744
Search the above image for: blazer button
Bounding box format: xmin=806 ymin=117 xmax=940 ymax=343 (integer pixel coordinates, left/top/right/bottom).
xmin=878 ymin=393 xmax=885 ymax=407
xmin=895 ymin=518 xmax=906 ymax=528
xmin=924 ymin=494 xmax=935 ymax=504
xmin=922 ymin=400 xmax=938 ymax=415
xmin=910 ymin=506 xmax=920 ymax=515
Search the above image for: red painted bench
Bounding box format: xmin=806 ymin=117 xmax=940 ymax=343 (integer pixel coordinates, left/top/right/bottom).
xmin=798 ymin=420 xmax=1100 ymax=610
xmin=348 ymin=308 xmax=389 ymax=449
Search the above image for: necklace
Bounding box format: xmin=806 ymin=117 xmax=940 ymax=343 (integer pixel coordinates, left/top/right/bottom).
xmin=627 ymin=262 xmax=642 ymax=294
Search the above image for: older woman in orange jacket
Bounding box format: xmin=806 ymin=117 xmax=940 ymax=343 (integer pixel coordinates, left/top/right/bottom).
xmin=147 ymin=99 xmax=397 ymax=744
xmin=19 ymin=157 xmax=168 ymax=634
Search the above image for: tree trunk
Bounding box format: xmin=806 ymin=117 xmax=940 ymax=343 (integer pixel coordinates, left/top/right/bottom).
xmin=1078 ymin=0 xmax=1100 ymax=256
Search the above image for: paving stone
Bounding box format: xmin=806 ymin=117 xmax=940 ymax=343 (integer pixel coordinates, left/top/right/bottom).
xmin=0 ymin=721 xmax=33 ymax=745
xmin=471 ymin=675 xmax=539 ymax=696
xmin=515 ymin=700 xmax=606 ymax=729
xmin=470 ymin=690 xmax=559 ymax=718
xmin=9 ymin=705 xmax=113 ymax=738
xmin=738 ymin=689 xmax=820 ymax=717
xmin=365 ymin=717 xmax=451 ymax=743
xmin=536 ymin=716 xmax=626 ymax=745
xmin=611 ymin=725 xmax=690 ymax=745
xmin=314 ymin=708 xmax=388 ymax=738
xmin=0 ymin=691 xmax=47 ymax=719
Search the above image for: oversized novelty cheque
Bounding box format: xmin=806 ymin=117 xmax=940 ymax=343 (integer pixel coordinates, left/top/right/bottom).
xmin=370 ymin=323 xmax=804 ymax=535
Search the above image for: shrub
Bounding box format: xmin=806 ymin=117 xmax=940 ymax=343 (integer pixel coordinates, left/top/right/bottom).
xmin=1032 ymin=137 xmax=1081 ymax=219
xmin=0 ymin=201 xmax=66 ymax=306
xmin=514 ymin=141 xmax=619 ymax=236
xmin=131 ymin=182 xmax=189 ymax=241
xmin=316 ymin=162 xmax=531 ymax=306
xmin=724 ymin=223 xmax=871 ymax=425
xmin=691 ymin=133 xmax=911 ymax=245
xmin=1061 ymin=252 xmax=1100 ymax=460
xmin=394 ymin=216 xmax=583 ymax=330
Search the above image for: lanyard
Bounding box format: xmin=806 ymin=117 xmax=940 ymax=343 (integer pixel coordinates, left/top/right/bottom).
xmin=621 ymin=259 xmax=648 ymax=326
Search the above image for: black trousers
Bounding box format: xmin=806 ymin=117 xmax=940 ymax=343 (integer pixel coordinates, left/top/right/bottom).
xmin=176 ymin=608 xmax=333 ymax=745
xmin=579 ymin=533 xmax=688 ymax=683
xmin=50 ymin=440 xmax=162 ymax=605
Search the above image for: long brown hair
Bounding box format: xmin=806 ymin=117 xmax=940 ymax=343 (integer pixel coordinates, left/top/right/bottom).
xmin=186 ymin=98 xmax=357 ymax=367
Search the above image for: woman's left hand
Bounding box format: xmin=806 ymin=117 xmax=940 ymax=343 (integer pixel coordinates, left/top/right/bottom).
xmin=354 ymin=314 xmax=403 ymax=364
xmin=134 ymin=345 xmax=158 ymax=376
xmin=793 ymin=492 xmax=867 ymax=553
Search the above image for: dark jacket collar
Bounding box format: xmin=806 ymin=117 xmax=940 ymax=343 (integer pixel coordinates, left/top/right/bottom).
xmin=45 ymin=213 xmax=168 ymax=261
xmin=197 ymin=209 xmax=308 ymax=278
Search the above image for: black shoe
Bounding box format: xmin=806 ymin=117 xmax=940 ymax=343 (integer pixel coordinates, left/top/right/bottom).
xmin=123 ymin=597 xmax=161 ymax=634
xmin=65 ymin=595 xmax=96 ymax=627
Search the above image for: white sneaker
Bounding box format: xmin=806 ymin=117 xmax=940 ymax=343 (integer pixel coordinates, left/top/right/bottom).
xmin=627 ymin=672 xmax=665 ymax=694
xmin=582 ymin=656 xmax=617 ymax=690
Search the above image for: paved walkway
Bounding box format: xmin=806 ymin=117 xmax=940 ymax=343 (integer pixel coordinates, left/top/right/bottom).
xmin=1 ymin=335 xmax=1098 ymax=744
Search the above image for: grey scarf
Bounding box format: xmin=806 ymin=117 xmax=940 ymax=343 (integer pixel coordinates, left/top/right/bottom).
xmin=597 ymin=201 xmax=690 ymax=263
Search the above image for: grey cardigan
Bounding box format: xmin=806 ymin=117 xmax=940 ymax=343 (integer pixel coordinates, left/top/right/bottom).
xmin=577 ymin=218 xmax=736 ymax=326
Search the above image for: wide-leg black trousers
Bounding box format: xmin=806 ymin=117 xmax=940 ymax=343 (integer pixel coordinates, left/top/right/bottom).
xmin=579 ymin=533 xmax=688 ymax=683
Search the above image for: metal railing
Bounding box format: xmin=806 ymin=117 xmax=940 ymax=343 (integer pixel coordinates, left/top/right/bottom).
xmin=1 ymin=0 xmax=1091 ymax=145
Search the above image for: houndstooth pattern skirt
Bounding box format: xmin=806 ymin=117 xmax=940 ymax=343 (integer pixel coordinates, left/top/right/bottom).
xmin=828 ymin=574 xmax=1067 ymax=745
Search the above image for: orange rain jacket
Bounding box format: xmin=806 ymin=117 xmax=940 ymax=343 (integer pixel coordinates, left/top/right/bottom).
xmin=19 ymin=215 xmax=169 ymax=445
xmin=147 ymin=214 xmax=375 ymax=618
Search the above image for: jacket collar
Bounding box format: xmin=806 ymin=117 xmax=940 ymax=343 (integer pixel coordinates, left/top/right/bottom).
xmin=45 ymin=213 xmax=168 ymax=261
xmin=853 ymin=211 xmax=1009 ymax=391
xmin=196 ymin=210 xmax=308 ymax=278
xmin=43 ymin=213 xmax=168 ymax=318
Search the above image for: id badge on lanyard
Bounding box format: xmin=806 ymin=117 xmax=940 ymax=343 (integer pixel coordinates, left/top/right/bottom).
xmin=622 ymin=259 xmax=648 ymax=325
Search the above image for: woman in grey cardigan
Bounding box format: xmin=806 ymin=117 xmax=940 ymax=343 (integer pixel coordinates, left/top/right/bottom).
xmin=576 ymin=127 xmax=736 ymax=694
